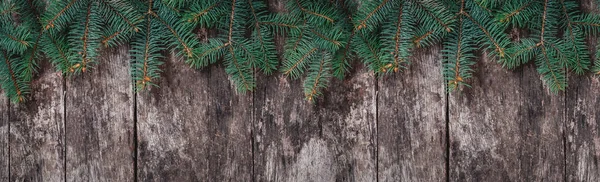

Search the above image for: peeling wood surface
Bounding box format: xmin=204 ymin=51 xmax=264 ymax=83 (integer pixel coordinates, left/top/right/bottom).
xmin=136 ymin=54 xmax=253 ymax=181
xmin=4 ymin=3 xmax=600 ymax=182
xmin=1 ymin=90 xmax=7 ymax=181
xmin=9 ymin=61 xmax=65 ymax=182
xmin=565 ymin=1 xmax=600 ymax=181
xmin=378 ymin=47 xmax=446 ymax=182
xmin=65 ymin=47 xmax=135 ymax=181
xmin=566 ymin=74 xmax=600 ymax=181
xmin=253 ymin=62 xmax=376 ymax=181
xmin=449 ymin=56 xmax=565 ymax=181
xmin=3 ymin=47 xmax=600 ymax=182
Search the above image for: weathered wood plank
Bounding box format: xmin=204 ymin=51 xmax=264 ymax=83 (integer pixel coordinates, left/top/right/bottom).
xmin=377 ymin=47 xmax=446 ymax=181
xmin=566 ymin=74 xmax=600 ymax=181
xmin=255 ymin=1 xmax=377 ymax=180
xmin=449 ymin=55 xmax=565 ymax=181
xmin=564 ymin=1 xmax=600 ymax=181
xmin=253 ymin=63 xmax=377 ymax=181
xmin=1 ymin=90 xmax=8 ymax=181
xmin=137 ymin=54 xmax=253 ymax=181
xmin=9 ymin=62 xmax=65 ymax=181
xmin=65 ymin=47 xmax=134 ymax=181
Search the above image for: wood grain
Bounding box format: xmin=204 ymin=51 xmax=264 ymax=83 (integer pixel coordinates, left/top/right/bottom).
xmin=65 ymin=47 xmax=135 ymax=181
xmin=253 ymin=63 xmax=377 ymax=181
xmin=564 ymin=1 xmax=600 ymax=181
xmin=449 ymin=55 xmax=565 ymax=181
xmin=136 ymin=53 xmax=253 ymax=181
xmin=1 ymin=90 xmax=8 ymax=181
xmin=566 ymin=74 xmax=600 ymax=181
xmin=9 ymin=62 xmax=65 ymax=181
xmin=377 ymin=47 xmax=447 ymax=181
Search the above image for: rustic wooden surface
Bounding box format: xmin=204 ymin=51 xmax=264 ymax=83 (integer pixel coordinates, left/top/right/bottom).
xmin=9 ymin=61 xmax=65 ymax=182
xmin=3 ymin=46 xmax=600 ymax=182
xmin=1 ymin=90 xmax=8 ymax=181
xmin=449 ymin=55 xmax=565 ymax=181
xmin=137 ymin=53 xmax=253 ymax=181
xmin=253 ymin=62 xmax=377 ymax=181
xmin=65 ymin=47 xmax=135 ymax=181
xmin=253 ymin=0 xmax=376 ymax=181
xmin=378 ymin=46 xmax=446 ymax=182
xmin=566 ymin=74 xmax=600 ymax=181
xmin=565 ymin=1 xmax=600 ymax=181
xmin=4 ymin=1 xmax=600 ymax=181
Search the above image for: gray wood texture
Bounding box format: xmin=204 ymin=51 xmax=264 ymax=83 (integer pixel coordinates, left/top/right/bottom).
xmin=254 ymin=0 xmax=376 ymax=181
xmin=65 ymin=47 xmax=135 ymax=181
xmin=566 ymin=74 xmax=600 ymax=182
xmin=136 ymin=53 xmax=253 ymax=181
xmin=378 ymin=47 xmax=447 ymax=182
xmin=1 ymin=90 xmax=8 ymax=181
xmin=5 ymin=0 xmax=600 ymax=181
xmin=253 ymin=63 xmax=377 ymax=181
xmin=449 ymin=55 xmax=565 ymax=181
xmin=9 ymin=61 xmax=65 ymax=181
xmin=564 ymin=0 xmax=600 ymax=181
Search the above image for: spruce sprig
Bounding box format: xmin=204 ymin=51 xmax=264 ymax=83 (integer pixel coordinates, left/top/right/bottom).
xmin=2 ymin=0 xmax=600 ymax=103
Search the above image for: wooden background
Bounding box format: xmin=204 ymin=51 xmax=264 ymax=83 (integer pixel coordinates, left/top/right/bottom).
xmin=2 ymin=0 xmax=600 ymax=181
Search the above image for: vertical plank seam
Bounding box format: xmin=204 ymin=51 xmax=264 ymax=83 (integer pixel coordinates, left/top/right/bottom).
xmin=375 ymin=75 xmax=379 ymax=182
xmin=131 ymin=46 xmax=139 ymax=182
xmin=7 ymin=96 xmax=10 ymax=182
xmin=133 ymin=84 xmax=139 ymax=182
xmin=250 ymin=69 xmax=255 ymax=182
xmin=445 ymin=85 xmax=450 ymax=182
xmin=251 ymin=85 xmax=255 ymax=182
xmin=63 ymin=71 xmax=67 ymax=182
xmin=444 ymin=45 xmax=450 ymax=182
xmin=562 ymin=74 xmax=568 ymax=182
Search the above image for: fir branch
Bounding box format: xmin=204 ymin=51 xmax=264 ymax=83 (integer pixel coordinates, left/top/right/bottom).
xmin=410 ymin=0 xmax=452 ymax=32
xmin=413 ymin=31 xmax=433 ymax=48
xmin=354 ymin=0 xmax=390 ymax=30
xmin=539 ymin=45 xmax=565 ymax=92
xmin=295 ymin=0 xmax=334 ymax=23
xmin=72 ymin=2 xmax=95 ymax=73
xmin=283 ymin=47 xmax=317 ymax=78
xmin=228 ymin=0 xmax=236 ymax=44
xmin=101 ymin=30 xmax=121 ymax=46
xmin=131 ymin=13 xmax=164 ymax=91
xmin=303 ymin=52 xmax=331 ymax=102
xmin=559 ymin=0 xmax=589 ymax=74
xmin=498 ymin=1 xmax=532 ymax=23
xmin=0 ymin=51 xmax=27 ymax=102
xmin=190 ymin=40 xmax=228 ymax=69
xmin=356 ymin=32 xmax=386 ymax=74
xmin=100 ymin=0 xmax=140 ymax=33
xmin=248 ymin=0 xmax=278 ymax=74
xmin=392 ymin=4 xmax=406 ymax=67
xmin=226 ymin=45 xmax=255 ymax=93
xmin=258 ymin=21 xmax=298 ymax=29
xmin=42 ymin=32 xmax=73 ymax=74
xmin=186 ymin=1 xmax=220 ymax=23
xmin=43 ymin=0 xmax=78 ymax=30
xmin=332 ymin=29 xmax=354 ymax=78
xmin=151 ymin=12 xmax=194 ymax=58
xmin=463 ymin=12 xmax=506 ymax=58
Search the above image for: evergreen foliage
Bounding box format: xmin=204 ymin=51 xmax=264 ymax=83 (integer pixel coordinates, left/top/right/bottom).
xmin=1 ymin=0 xmax=600 ymax=103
